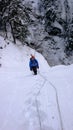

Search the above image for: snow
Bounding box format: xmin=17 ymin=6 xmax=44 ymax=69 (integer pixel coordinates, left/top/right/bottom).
xmin=0 ymin=36 xmax=73 ymax=130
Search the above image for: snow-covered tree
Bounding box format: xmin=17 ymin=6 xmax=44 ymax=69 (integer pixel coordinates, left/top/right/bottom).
xmin=0 ymin=0 xmax=32 ymax=43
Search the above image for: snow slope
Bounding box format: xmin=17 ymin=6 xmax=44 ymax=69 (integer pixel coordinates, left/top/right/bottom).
xmin=0 ymin=36 xmax=73 ymax=130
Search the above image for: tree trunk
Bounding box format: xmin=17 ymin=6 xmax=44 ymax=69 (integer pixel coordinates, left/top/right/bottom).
xmin=9 ymin=21 xmax=16 ymax=44
xmin=4 ymin=22 xmax=8 ymax=39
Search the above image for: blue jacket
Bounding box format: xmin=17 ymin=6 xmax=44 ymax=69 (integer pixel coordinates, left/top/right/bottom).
xmin=29 ymin=58 xmax=39 ymax=70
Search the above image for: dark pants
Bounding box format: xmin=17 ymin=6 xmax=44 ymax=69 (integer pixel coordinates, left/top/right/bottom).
xmin=32 ymin=66 xmax=37 ymax=75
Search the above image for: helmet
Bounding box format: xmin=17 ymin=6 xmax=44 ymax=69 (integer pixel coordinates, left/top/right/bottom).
xmin=30 ymin=54 xmax=35 ymax=59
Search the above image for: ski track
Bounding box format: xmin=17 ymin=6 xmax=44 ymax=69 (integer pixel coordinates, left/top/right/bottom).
xmin=0 ymin=70 xmax=61 ymax=130
xmin=0 ymin=36 xmax=73 ymax=130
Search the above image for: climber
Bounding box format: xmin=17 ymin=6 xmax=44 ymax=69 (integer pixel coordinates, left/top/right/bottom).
xmin=29 ymin=54 xmax=39 ymax=75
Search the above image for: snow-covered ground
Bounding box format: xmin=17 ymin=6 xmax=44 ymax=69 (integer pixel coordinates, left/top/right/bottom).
xmin=0 ymin=36 xmax=73 ymax=130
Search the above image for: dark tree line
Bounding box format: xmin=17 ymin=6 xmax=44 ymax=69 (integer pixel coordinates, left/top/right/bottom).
xmin=0 ymin=0 xmax=73 ymax=54
xmin=0 ymin=0 xmax=32 ymax=43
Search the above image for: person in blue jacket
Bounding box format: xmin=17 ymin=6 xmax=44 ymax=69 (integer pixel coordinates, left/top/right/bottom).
xmin=29 ymin=55 xmax=39 ymax=75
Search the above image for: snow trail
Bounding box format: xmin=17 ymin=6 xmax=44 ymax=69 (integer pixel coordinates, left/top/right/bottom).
xmin=0 ymin=36 xmax=73 ymax=130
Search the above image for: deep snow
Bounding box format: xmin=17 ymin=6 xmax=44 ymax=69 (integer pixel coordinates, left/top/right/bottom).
xmin=0 ymin=36 xmax=73 ymax=130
